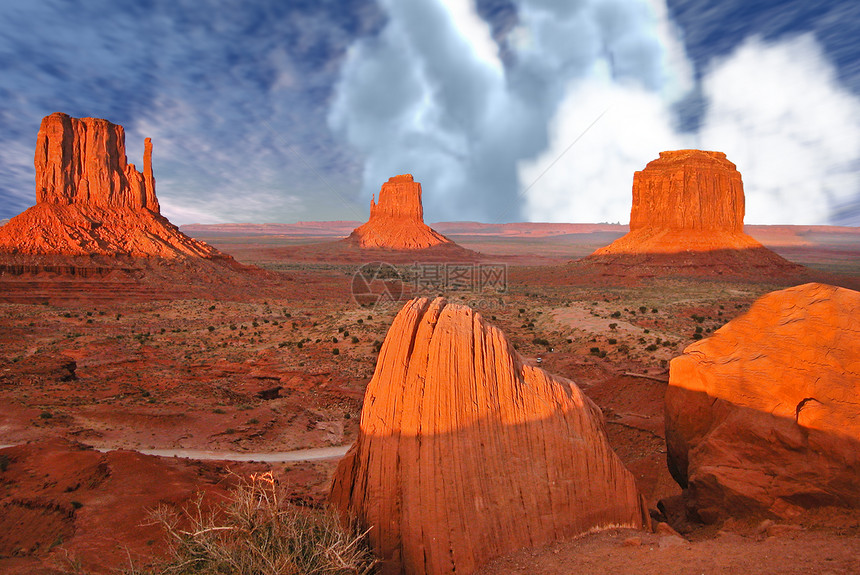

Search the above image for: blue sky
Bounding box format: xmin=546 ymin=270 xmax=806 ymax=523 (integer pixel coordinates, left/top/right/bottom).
xmin=1 ymin=0 xmax=858 ymax=225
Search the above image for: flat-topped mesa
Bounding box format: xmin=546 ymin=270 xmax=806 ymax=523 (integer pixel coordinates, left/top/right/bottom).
xmin=330 ymin=297 xmax=649 ymax=575
xmin=629 ymin=150 xmax=744 ymax=233
xmin=347 ymin=175 xmax=454 ymax=250
xmin=35 ymin=112 xmax=159 ymax=212
xmin=585 ymin=150 xmax=809 ymax=279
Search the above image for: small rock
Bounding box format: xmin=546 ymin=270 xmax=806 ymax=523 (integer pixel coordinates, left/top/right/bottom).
xmin=658 ymin=535 xmax=687 ymax=549
xmin=622 ymin=537 xmax=642 ymax=547
xmin=656 ymin=521 xmax=682 ymax=538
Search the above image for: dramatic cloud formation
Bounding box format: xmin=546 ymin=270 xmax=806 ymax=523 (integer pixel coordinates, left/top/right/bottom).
xmin=0 ymin=0 xmax=857 ymax=225
xmin=330 ymin=0 xmax=692 ymax=222
xmin=0 ymin=0 xmax=382 ymax=224
xmin=524 ymin=32 xmax=860 ymax=224
xmin=333 ymin=0 xmax=860 ymax=225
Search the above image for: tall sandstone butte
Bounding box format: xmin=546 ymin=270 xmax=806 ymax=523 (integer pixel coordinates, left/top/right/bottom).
xmin=585 ymin=149 xmax=802 ymax=275
xmin=666 ymin=283 xmax=860 ymax=522
xmin=347 ymin=175 xmax=453 ymax=250
xmin=0 ymin=113 xmax=221 ymax=259
xmin=330 ymin=297 xmax=650 ymax=575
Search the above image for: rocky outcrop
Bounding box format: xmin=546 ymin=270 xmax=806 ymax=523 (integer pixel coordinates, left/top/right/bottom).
xmin=330 ymin=297 xmax=649 ymax=575
xmin=0 ymin=113 xmax=222 ymax=259
xmin=347 ymin=175 xmax=454 ymax=250
xmin=581 ymin=150 xmax=803 ymax=276
xmin=629 ymin=150 xmax=744 ymax=234
xmin=665 ymin=283 xmax=860 ymax=522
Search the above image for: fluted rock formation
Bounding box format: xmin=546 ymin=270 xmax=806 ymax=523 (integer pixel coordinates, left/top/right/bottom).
xmin=582 ymin=150 xmax=802 ymax=276
xmin=0 ymin=113 xmax=221 ymax=259
xmin=666 ymin=283 xmax=860 ymax=522
xmin=330 ymin=297 xmax=649 ymax=575
xmin=347 ymin=175 xmax=453 ymax=250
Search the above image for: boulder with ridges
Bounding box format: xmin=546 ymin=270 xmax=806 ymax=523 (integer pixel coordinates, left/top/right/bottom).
xmin=665 ymin=282 xmax=860 ymax=522
xmin=330 ymin=297 xmax=649 ymax=575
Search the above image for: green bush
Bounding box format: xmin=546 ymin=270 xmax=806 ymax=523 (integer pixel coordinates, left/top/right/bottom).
xmin=146 ymin=473 xmax=377 ymax=575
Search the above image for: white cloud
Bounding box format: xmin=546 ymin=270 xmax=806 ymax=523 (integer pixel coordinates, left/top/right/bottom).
xmin=521 ymin=28 xmax=860 ymax=225
xmin=698 ymin=34 xmax=860 ymax=225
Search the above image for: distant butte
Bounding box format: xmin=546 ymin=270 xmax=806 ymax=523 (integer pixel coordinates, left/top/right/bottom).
xmin=347 ymin=174 xmax=454 ymax=250
xmin=0 ymin=113 xmax=268 ymax=303
xmin=0 ymin=112 xmax=223 ymax=259
xmin=581 ymin=150 xmax=804 ymax=277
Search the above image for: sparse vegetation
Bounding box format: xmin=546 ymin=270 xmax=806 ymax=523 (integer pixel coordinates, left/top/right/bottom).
xmin=145 ymin=472 xmax=377 ymax=575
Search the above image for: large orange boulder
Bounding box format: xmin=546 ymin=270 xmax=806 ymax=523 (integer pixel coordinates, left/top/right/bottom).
xmin=330 ymin=297 xmax=650 ymax=575
xmin=584 ymin=150 xmax=802 ymax=276
xmin=665 ymin=283 xmax=860 ymax=522
xmin=0 ymin=113 xmax=222 ymax=259
xmin=347 ymin=175 xmax=454 ymax=250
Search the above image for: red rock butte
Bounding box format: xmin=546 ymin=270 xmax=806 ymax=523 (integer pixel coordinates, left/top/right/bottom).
xmin=665 ymin=282 xmax=860 ymax=522
xmin=347 ymin=174 xmax=454 ymax=250
xmin=0 ymin=112 xmax=222 ymax=259
xmin=330 ymin=297 xmax=649 ymax=575
xmin=583 ymin=149 xmax=803 ymax=276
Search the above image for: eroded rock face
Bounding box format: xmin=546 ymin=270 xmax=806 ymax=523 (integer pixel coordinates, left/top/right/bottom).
xmin=35 ymin=113 xmax=159 ymax=211
xmin=0 ymin=113 xmax=221 ymax=259
xmin=583 ymin=150 xmax=803 ymax=276
xmin=330 ymin=297 xmax=649 ymax=575
xmin=629 ymin=150 xmax=744 ymax=234
xmin=347 ymin=175 xmax=453 ymax=250
xmin=666 ymin=283 xmax=860 ymax=522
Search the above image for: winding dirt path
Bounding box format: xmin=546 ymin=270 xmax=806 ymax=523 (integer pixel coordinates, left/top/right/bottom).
xmin=0 ymin=443 xmax=351 ymax=462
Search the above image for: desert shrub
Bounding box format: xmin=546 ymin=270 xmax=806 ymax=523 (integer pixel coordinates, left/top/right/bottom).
xmin=332 ymin=348 xmax=340 ymax=355
xmin=607 ymin=338 xmax=617 ymax=345
xmin=608 ymin=323 xmax=617 ymax=330
xmin=639 ymin=306 xmax=647 ymax=313
xmin=645 ymin=344 xmax=658 ymax=352
xmin=147 ymin=472 xmax=377 ymax=575
xmin=351 ymin=337 xmax=359 ymax=344
xmin=610 ymin=311 xmax=621 ymax=318
xmin=0 ymin=454 xmax=9 ymax=472
xmin=692 ymin=333 xmax=703 ymax=340
xmin=532 ymin=337 xmax=550 ymax=347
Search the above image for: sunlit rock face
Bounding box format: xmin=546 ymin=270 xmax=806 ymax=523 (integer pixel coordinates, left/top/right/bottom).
xmin=666 ymin=282 xmax=860 ymax=523
xmin=581 ymin=149 xmax=804 ymax=277
xmin=0 ymin=112 xmax=221 ymax=259
xmin=331 ymin=297 xmax=650 ymax=575
xmin=347 ymin=174 xmax=453 ymax=250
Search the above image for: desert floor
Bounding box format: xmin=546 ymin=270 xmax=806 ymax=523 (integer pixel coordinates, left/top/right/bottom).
xmin=1 ymin=223 xmax=858 ymax=574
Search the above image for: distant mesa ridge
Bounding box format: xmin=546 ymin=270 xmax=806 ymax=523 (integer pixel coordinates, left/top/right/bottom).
xmin=0 ymin=112 xmax=226 ymax=260
xmin=347 ymin=174 xmax=455 ymax=250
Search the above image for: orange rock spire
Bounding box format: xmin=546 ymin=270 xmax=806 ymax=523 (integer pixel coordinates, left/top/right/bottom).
xmin=34 ymin=112 xmax=159 ymax=211
xmin=348 ymin=174 xmax=453 ymax=250
xmin=330 ymin=297 xmax=649 ymax=575
xmin=0 ymin=113 xmax=221 ymax=259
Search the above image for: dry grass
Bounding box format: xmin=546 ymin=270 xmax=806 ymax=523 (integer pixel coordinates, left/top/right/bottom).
xmin=142 ymin=472 xmax=377 ymax=575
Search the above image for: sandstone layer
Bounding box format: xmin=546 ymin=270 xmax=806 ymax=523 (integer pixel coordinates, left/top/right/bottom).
xmin=347 ymin=175 xmax=454 ymax=250
xmin=0 ymin=113 xmax=222 ymax=259
xmin=665 ymin=283 xmax=860 ymax=522
xmin=584 ymin=150 xmax=802 ymax=276
xmin=330 ymin=297 xmax=649 ymax=575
